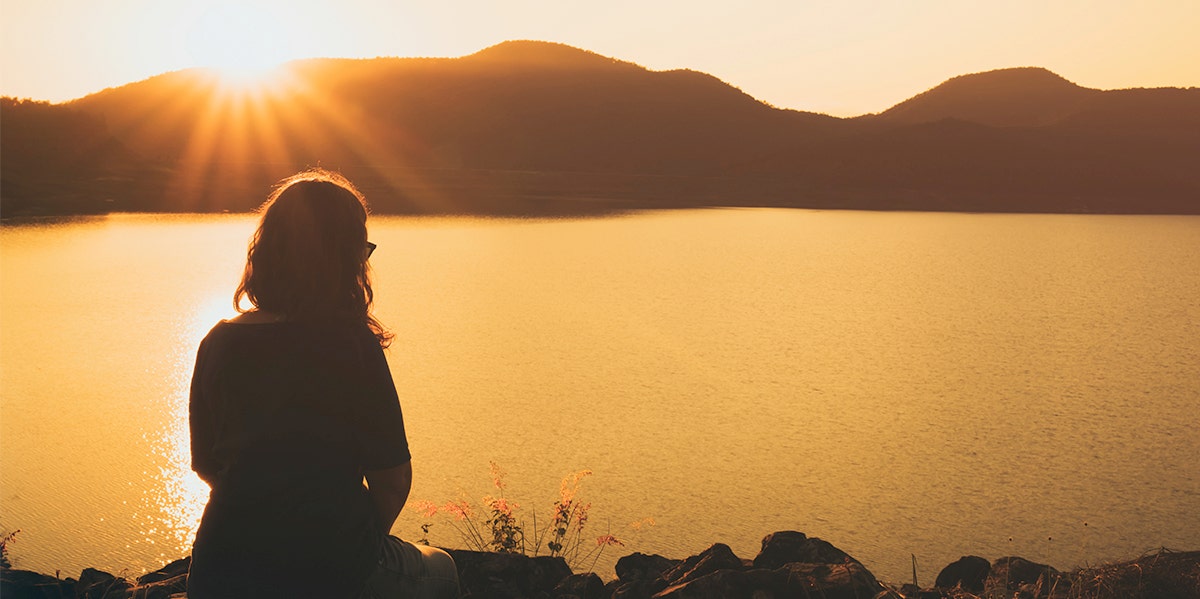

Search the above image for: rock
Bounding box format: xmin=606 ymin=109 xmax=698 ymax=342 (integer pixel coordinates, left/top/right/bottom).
xmin=935 ymin=555 xmax=990 ymax=591
xmin=76 ymin=568 xmax=131 ymax=599
xmin=0 ymin=568 xmax=76 ymax=598
xmin=554 ymin=572 xmax=605 ymax=599
xmin=135 ymin=557 xmax=190 ymax=586
xmin=612 ymin=545 xmax=743 ymax=599
xmin=769 ymin=561 xmax=882 ymax=599
xmin=449 ymin=549 xmax=572 ymax=598
xmin=611 ymin=579 xmax=654 ymax=599
xmin=654 ymin=569 xmax=750 ymax=599
xmin=614 ymin=553 xmax=678 ymax=584
xmin=986 ymin=557 xmax=1062 ymax=596
xmin=618 ymin=535 xmax=882 ymax=599
xmin=659 ymin=543 xmax=744 ymax=588
xmin=129 ymin=574 xmax=188 ymax=599
xmin=896 ymin=584 xmax=944 ymax=599
xmin=127 ymin=556 xmax=191 ymax=599
xmin=751 ymin=531 xmax=857 ymax=570
xmin=653 ymin=560 xmax=882 ymax=599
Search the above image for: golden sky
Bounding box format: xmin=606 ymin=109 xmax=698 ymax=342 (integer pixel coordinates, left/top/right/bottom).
xmin=1 ymin=0 xmax=1196 ymax=117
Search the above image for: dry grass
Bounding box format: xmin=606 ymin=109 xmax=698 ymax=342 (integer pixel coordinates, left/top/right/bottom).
xmin=932 ymin=549 xmax=1199 ymax=599
xmin=1063 ymin=549 xmax=1200 ymax=599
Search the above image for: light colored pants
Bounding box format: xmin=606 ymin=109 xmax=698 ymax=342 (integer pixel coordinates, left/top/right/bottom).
xmin=359 ymin=537 xmax=460 ymax=599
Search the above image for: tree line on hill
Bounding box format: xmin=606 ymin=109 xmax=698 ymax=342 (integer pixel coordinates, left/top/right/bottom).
xmin=3 ymin=41 xmax=1198 ymax=217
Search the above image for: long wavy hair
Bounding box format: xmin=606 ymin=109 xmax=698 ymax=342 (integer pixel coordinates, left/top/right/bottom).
xmin=234 ymin=169 xmax=391 ymax=346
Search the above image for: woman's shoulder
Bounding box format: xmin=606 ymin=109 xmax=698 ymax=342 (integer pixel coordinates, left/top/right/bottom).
xmin=204 ymin=314 xmax=376 ymax=346
xmin=198 ymin=315 xmax=288 ymax=350
xmin=225 ymin=310 xmax=287 ymax=325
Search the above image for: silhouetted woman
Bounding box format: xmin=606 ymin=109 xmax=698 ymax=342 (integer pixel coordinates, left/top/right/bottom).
xmin=188 ymin=169 xmax=458 ymax=599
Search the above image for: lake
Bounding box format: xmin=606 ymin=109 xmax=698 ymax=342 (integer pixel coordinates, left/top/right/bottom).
xmin=1 ymin=209 xmax=1198 ymax=583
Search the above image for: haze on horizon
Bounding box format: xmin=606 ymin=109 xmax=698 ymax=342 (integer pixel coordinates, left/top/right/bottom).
xmin=2 ymin=0 xmax=1197 ymax=117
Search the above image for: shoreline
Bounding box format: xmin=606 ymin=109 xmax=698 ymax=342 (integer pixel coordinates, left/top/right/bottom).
xmin=6 ymin=199 xmax=1200 ymax=224
xmin=4 ymin=532 xmax=1197 ymax=598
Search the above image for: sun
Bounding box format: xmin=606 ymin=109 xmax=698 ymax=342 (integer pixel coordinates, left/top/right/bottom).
xmin=213 ymin=62 xmax=291 ymax=91
xmin=185 ymin=3 xmax=297 ymax=85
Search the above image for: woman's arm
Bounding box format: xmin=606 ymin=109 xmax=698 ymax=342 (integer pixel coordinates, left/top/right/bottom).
xmin=189 ymin=336 xmax=219 ymax=486
xmin=365 ymin=459 xmax=413 ymax=533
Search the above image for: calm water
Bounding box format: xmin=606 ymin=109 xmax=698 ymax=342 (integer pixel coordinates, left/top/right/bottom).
xmin=1 ymin=210 xmax=1198 ymax=582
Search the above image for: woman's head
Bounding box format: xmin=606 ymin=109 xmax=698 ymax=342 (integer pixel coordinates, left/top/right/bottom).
xmin=235 ymin=169 xmax=390 ymax=344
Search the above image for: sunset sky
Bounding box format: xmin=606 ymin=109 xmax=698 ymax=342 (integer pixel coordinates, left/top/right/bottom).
xmin=2 ymin=0 xmax=1197 ymax=117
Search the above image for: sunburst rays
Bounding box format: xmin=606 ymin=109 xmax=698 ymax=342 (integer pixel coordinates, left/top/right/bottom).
xmin=138 ymin=62 xmax=457 ymax=214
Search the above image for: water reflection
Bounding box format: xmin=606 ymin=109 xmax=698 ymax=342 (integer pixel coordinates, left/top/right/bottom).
xmin=142 ymin=293 xmax=236 ymax=559
xmin=2 ymin=212 xmax=1198 ymax=581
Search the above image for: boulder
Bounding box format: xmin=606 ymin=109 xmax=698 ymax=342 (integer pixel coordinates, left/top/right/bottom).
xmin=769 ymin=561 xmax=882 ymax=599
xmin=614 ymin=534 xmax=881 ymax=599
xmin=654 ymin=569 xmax=750 ymax=599
xmin=614 ymin=580 xmax=652 ymax=599
xmin=553 ymin=572 xmax=605 ymax=599
xmin=134 ymin=557 xmax=190 ymax=586
xmin=935 ymin=555 xmax=990 ymax=591
xmin=129 ymin=573 xmax=188 ymax=599
xmin=986 ymin=556 xmax=1063 ymax=596
xmin=611 ymin=545 xmax=742 ymax=599
xmin=653 ymin=560 xmax=881 ymax=599
xmin=610 ymin=579 xmax=655 ymax=599
xmin=751 ymin=531 xmax=857 ymax=570
xmin=0 ymin=568 xmax=76 ymax=598
xmin=76 ymin=568 xmax=131 ymax=599
xmin=659 ymin=543 xmax=744 ymax=588
xmin=614 ymin=553 xmax=678 ymax=584
xmin=448 ymin=549 xmax=572 ymax=598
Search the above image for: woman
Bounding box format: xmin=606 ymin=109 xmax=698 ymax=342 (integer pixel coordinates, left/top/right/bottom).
xmin=188 ymin=169 xmax=458 ymax=598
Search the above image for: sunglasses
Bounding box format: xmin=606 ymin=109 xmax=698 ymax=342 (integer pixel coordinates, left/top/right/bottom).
xmin=366 ymin=241 xmax=377 ymax=259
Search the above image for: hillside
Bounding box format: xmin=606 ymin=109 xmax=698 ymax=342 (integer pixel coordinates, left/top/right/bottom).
xmin=874 ymin=67 xmax=1100 ymax=127
xmin=2 ymin=41 xmax=1198 ymax=216
xmin=69 ymin=41 xmax=843 ymax=173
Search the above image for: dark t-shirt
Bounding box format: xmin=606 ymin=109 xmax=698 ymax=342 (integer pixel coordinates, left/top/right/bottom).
xmin=187 ymin=320 xmax=410 ymax=599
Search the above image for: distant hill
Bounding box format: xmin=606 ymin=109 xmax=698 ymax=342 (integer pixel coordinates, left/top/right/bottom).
xmin=874 ymin=67 xmax=1100 ymax=127
xmin=69 ymin=41 xmax=842 ymax=173
xmin=0 ymin=98 xmax=149 ymax=215
xmin=2 ymin=41 xmax=1197 ymax=216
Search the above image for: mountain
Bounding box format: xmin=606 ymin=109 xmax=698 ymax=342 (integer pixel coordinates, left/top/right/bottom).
xmin=2 ymin=41 xmax=1197 ymax=216
xmin=874 ymin=67 xmax=1101 ymax=127
xmin=69 ymin=41 xmax=842 ymax=173
xmin=0 ymin=98 xmax=148 ymax=215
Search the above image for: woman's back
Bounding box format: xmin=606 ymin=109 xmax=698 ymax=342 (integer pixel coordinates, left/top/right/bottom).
xmin=188 ymin=320 xmax=410 ymax=599
xmin=188 ymin=170 xmax=455 ymax=598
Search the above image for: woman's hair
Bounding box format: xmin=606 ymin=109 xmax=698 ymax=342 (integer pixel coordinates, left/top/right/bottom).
xmin=235 ymin=168 xmax=391 ymax=346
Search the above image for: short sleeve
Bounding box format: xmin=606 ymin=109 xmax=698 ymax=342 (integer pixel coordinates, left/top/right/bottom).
xmin=189 ymin=330 xmax=220 ymax=483
xmin=352 ymin=336 xmax=411 ymax=470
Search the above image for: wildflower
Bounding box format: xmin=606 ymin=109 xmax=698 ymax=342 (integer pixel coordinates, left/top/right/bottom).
xmin=596 ymin=534 xmax=623 ymax=547
xmin=485 ymin=496 xmax=518 ymax=515
xmin=489 ymin=461 xmax=507 ymax=491
xmin=559 ymin=469 xmax=592 ymax=503
xmin=411 ymin=500 xmax=439 ymax=518
xmin=442 ymin=499 xmax=473 ymax=521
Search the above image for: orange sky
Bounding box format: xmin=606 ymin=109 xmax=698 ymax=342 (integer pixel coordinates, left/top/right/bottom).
xmin=1 ymin=0 xmax=1197 ymax=117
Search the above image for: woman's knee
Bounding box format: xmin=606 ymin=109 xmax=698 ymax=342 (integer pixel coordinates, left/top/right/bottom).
xmin=415 ymin=544 xmax=459 ymax=597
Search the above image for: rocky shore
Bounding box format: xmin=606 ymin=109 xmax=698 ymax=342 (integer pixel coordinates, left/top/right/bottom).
xmin=3 ymin=531 xmax=1197 ymax=599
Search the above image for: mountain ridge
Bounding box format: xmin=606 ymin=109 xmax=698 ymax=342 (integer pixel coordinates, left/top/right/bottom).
xmin=875 ymin=67 xmax=1098 ymax=127
xmin=3 ymin=41 xmax=1197 ymax=216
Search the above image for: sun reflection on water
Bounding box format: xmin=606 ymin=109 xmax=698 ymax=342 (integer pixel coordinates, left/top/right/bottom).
xmin=141 ymin=293 xmax=236 ymax=559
